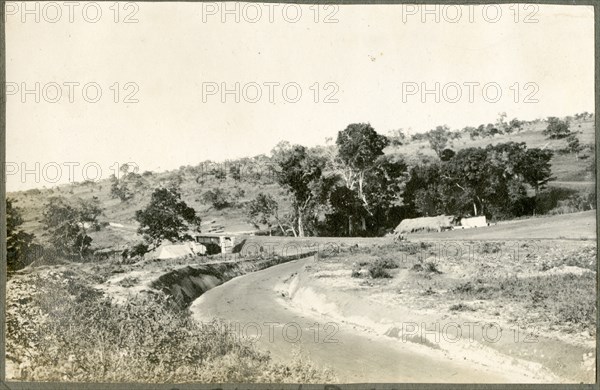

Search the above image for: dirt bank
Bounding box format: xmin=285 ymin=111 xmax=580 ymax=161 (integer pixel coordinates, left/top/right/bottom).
xmin=279 ymin=259 xmax=593 ymax=383
xmin=151 ymin=252 xmax=317 ymax=308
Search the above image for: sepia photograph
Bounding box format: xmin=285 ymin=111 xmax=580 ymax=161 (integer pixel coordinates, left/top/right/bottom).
xmin=3 ymin=1 xmax=597 ymax=386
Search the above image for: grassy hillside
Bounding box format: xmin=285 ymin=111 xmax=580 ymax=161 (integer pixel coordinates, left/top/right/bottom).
xmin=7 ymin=117 xmax=596 ymax=251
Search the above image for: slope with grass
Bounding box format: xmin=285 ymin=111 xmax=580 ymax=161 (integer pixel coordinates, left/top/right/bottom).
xmin=7 ymin=118 xmax=595 ymax=251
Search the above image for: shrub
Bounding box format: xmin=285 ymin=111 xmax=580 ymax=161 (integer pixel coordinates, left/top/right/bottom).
xmin=368 ymin=262 xmax=392 ymax=279
xmin=375 ymin=257 xmax=399 ymax=269
xmin=117 ymin=276 xmax=139 ymax=287
xmin=130 ymin=243 xmax=150 ymax=257
xmin=481 ymin=242 xmax=501 ymax=254
xmin=407 ymin=245 xmax=419 ymax=255
xmin=449 ymin=303 xmax=476 ymax=312
xmin=423 ymin=260 xmax=442 ymax=274
xmin=422 ymin=286 xmax=436 ymax=296
xmin=202 ymin=188 xmax=232 ymax=210
xmin=451 ymin=280 xmax=492 ymax=299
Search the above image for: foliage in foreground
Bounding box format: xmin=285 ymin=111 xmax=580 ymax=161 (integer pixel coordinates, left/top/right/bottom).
xmin=7 ymin=270 xmax=335 ymax=383
xmin=6 ymin=199 xmax=35 ymax=272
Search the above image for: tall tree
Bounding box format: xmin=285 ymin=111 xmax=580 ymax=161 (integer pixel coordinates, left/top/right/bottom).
xmin=566 ymin=134 xmax=583 ymax=159
xmin=135 ymin=187 xmax=202 ymax=248
xmin=362 ymin=155 xmax=408 ymax=215
xmin=426 ymin=125 xmax=451 ymax=157
xmin=246 ymin=193 xmax=288 ymax=236
xmin=326 ymin=186 xmax=365 ymax=236
xmin=273 ymin=145 xmax=326 ymax=237
xmin=110 ymin=163 xmax=136 ymax=202
xmin=516 ymin=148 xmax=554 ymax=195
xmin=335 ymin=123 xmax=389 ymax=229
xmin=508 ymin=118 xmax=523 ymax=133
xmin=42 ymin=196 xmax=103 ymax=259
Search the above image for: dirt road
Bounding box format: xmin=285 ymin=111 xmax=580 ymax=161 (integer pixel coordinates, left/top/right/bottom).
xmin=190 ymin=257 xmax=559 ymax=383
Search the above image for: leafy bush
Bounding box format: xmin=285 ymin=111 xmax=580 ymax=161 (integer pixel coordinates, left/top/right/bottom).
xmin=368 ymin=262 xmax=392 ymax=279
xmin=423 ymin=260 xmax=442 ymax=274
xmin=130 ymin=242 xmax=150 ymax=257
xmin=375 ymin=257 xmax=399 ymax=269
xmin=411 ymin=257 xmax=441 ymax=274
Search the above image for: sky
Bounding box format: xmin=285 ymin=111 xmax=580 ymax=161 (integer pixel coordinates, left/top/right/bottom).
xmin=5 ymin=3 xmax=595 ymax=191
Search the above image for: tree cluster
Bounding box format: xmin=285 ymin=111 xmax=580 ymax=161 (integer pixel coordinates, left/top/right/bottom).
xmin=403 ymin=142 xmax=554 ymax=219
xmin=543 ymin=117 xmax=571 ymax=139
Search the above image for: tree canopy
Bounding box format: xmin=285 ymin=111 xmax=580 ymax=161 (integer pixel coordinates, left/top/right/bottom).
xmin=135 ymin=187 xmax=202 ymax=248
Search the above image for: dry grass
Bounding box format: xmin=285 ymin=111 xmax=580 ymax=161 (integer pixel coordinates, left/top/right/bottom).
xmin=6 ymin=268 xmax=335 ymax=383
xmin=319 ymin=239 xmax=597 ymax=334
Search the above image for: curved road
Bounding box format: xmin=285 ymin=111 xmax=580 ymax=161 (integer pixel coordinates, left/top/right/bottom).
xmin=190 ymin=258 xmax=550 ymax=383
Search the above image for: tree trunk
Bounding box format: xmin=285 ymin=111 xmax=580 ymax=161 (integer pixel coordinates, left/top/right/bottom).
xmin=358 ymin=173 xmax=364 ymax=200
xmin=348 ymin=215 xmax=353 ymax=236
xmin=276 ymin=221 xmax=286 ymax=236
xmin=297 ymin=212 xmax=305 ymax=237
xmin=473 ymin=202 xmax=478 ymax=216
xmin=358 ymin=172 xmax=369 ymax=209
xmin=361 ymin=217 xmax=366 ymax=231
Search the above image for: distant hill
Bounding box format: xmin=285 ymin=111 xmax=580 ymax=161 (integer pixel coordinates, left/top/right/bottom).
xmin=8 ymin=117 xmax=595 ymax=251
